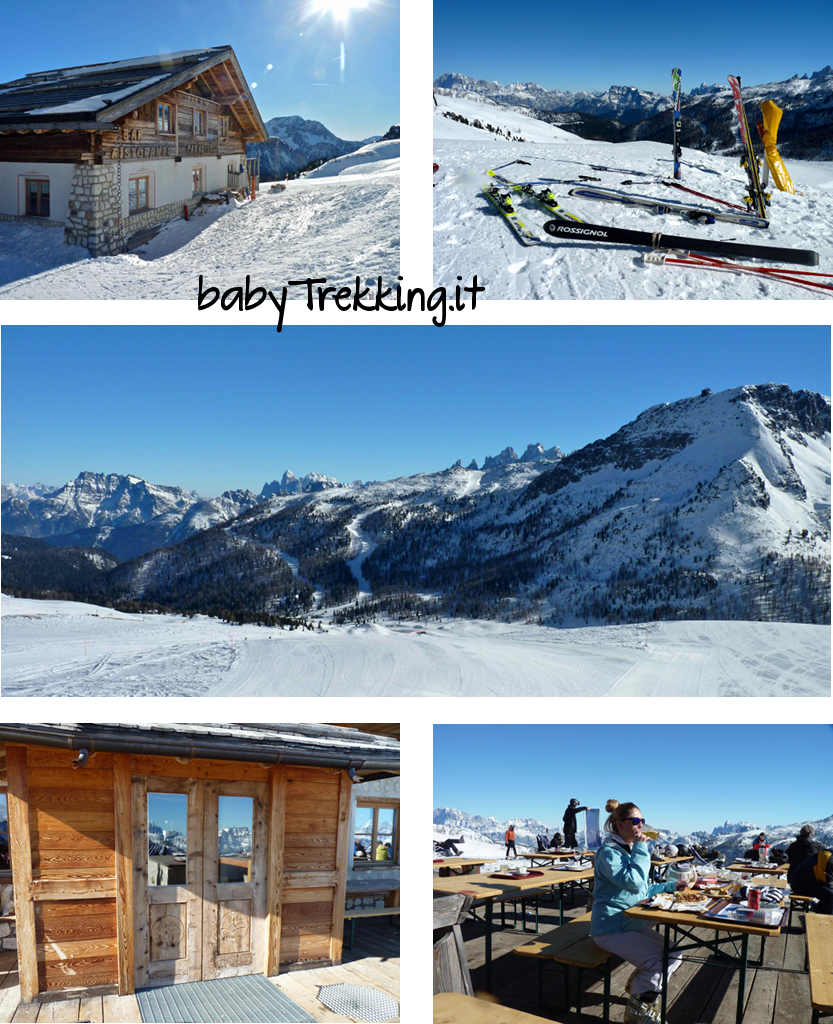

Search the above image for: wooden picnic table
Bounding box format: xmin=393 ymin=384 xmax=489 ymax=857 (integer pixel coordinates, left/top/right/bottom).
xmin=433 ymin=866 xmax=595 ymax=990
xmin=624 ymin=886 xmax=790 ymax=1024
xmin=727 ymin=861 xmax=789 ymax=876
xmin=522 ymin=851 xmax=594 ymax=867
xmin=434 ymin=992 xmax=565 ymax=1024
xmin=433 ymin=858 xmax=489 ymax=874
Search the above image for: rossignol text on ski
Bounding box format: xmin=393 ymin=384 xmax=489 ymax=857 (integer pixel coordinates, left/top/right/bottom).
xmin=672 ymin=68 xmax=682 ymax=179
xmin=543 ymin=218 xmax=819 ymax=265
xmin=727 ymin=75 xmax=769 ymax=218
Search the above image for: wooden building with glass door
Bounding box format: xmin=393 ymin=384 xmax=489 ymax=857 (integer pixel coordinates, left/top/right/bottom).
xmin=0 ymin=723 xmax=399 ymax=1005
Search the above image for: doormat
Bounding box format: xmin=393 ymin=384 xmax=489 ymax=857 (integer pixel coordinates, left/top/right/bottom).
xmin=318 ymin=983 xmax=399 ymax=1022
xmin=137 ymin=974 xmax=318 ymax=1023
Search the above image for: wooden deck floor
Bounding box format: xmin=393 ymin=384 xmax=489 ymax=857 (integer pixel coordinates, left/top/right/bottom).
xmin=459 ymin=890 xmax=812 ymax=1023
xmin=0 ymin=921 xmax=400 ymax=1023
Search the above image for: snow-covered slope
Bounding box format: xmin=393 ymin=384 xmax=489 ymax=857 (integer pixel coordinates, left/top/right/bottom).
xmin=3 ymin=596 xmax=828 ymax=695
xmin=518 ymin=384 xmax=831 ymax=623
xmin=433 ymin=92 xmax=833 ymax=300
xmin=303 ymin=138 xmax=399 ymax=178
xmin=0 ymin=158 xmax=399 ymax=298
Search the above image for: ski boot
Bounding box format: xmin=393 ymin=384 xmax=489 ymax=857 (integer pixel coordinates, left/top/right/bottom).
xmin=623 ymin=990 xmax=662 ymax=1023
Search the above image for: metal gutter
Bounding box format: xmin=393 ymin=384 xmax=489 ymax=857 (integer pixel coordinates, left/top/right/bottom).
xmin=0 ymin=724 xmax=399 ymax=772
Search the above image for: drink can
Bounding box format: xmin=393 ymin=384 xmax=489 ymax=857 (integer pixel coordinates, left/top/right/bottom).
xmin=748 ymin=888 xmax=761 ymax=910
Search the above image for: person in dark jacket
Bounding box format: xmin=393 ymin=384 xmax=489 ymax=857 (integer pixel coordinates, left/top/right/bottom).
xmin=549 ymin=831 xmax=564 ymax=850
xmin=564 ymin=799 xmax=588 ymax=849
xmin=790 ymin=848 xmax=833 ymax=914
xmin=787 ymin=825 xmax=822 ymax=883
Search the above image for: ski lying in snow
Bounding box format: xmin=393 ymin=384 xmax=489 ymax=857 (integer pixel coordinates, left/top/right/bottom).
xmin=619 ymin=179 xmax=748 ymax=212
xmin=590 ymin=164 xmax=656 ymax=177
xmin=643 ymin=251 xmax=833 ymax=292
xmin=481 ymin=185 xmax=541 ymax=244
xmin=542 ymin=219 xmax=819 ymax=266
xmin=567 ymin=186 xmax=769 ymax=228
xmin=658 ymin=180 xmax=747 ymax=211
xmin=487 ymin=170 xmax=582 ymax=222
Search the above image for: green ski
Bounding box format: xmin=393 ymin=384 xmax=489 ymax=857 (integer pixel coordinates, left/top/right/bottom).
xmin=481 ymin=185 xmax=541 ymax=245
xmin=487 ymin=169 xmax=583 ymax=222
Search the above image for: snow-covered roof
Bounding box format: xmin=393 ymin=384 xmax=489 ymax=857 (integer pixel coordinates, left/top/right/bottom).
xmin=0 ymin=46 xmax=267 ymax=139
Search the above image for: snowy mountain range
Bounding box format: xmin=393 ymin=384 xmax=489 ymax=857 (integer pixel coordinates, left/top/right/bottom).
xmin=0 ymin=446 xmax=563 ymax=559
xmin=433 ymin=806 xmax=833 ymax=865
xmin=3 ymin=384 xmax=830 ymax=625
xmin=247 ymin=115 xmax=397 ymax=180
xmin=434 ymin=74 xmax=669 ymax=125
xmin=0 ymin=472 xmax=250 ymax=561
xmin=434 ymin=67 xmax=833 ymax=159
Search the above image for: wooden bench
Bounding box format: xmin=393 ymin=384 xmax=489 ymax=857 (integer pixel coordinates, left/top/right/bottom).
xmin=343 ymin=904 xmax=401 ymax=948
xmin=434 ymin=894 xmax=474 ymax=997
xmin=789 ymin=893 xmax=816 ymax=928
xmin=514 ymin=912 xmax=613 ymax=1021
xmin=807 ymin=913 xmax=833 ymax=1023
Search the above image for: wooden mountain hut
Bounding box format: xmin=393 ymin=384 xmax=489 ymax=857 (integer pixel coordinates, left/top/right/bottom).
xmin=0 ymin=723 xmax=400 ymax=1005
xmin=0 ymin=46 xmax=268 ymax=255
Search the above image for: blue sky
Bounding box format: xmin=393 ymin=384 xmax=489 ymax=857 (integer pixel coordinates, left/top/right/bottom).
xmin=2 ymin=325 xmax=829 ymax=497
xmin=434 ymin=725 xmax=833 ymax=834
xmin=434 ymin=0 xmax=830 ymax=93
xmin=2 ymin=0 xmax=398 ymax=140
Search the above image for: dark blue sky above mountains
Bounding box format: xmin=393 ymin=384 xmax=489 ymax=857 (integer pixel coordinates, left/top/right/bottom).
xmin=2 ymin=325 xmax=828 ymax=496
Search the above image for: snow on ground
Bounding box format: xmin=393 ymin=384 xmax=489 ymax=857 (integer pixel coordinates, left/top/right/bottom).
xmin=0 ymin=152 xmax=398 ymax=298
xmin=2 ymin=596 xmax=828 ymax=697
xmin=433 ymin=93 xmax=833 ymax=299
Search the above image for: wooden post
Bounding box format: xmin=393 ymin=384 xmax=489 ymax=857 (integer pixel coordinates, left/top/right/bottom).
xmin=266 ymin=765 xmax=286 ymax=976
xmin=329 ymin=771 xmax=353 ymax=964
xmin=6 ymin=744 xmax=38 ymax=1003
xmin=113 ymin=753 xmax=134 ymax=995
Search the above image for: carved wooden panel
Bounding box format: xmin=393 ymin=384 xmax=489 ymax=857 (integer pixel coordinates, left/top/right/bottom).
xmin=217 ymin=899 xmax=251 ymax=955
xmin=149 ymin=903 xmax=186 ymax=962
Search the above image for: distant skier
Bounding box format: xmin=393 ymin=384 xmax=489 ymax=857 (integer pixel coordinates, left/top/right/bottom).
xmin=505 ymin=824 xmax=517 ymax=859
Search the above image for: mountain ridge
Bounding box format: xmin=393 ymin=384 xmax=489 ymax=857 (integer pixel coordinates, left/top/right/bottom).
xmin=433 ymin=805 xmax=833 ymax=864
xmin=3 ymin=384 xmax=829 ymax=626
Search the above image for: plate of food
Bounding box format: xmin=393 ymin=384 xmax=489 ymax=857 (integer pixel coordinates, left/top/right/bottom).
xmin=651 ymin=888 xmax=709 ymax=913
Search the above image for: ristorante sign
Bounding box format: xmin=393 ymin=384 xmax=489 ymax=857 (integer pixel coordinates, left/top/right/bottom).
xmin=105 ymin=143 xmax=217 ymax=160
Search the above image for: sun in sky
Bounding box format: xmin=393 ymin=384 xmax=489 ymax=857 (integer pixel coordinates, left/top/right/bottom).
xmin=309 ymin=0 xmax=370 ymax=21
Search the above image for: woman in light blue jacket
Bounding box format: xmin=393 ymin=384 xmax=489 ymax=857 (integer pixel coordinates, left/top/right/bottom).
xmin=591 ymin=799 xmax=690 ymax=1024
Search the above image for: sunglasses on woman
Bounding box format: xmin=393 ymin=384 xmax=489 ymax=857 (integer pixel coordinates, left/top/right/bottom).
xmin=629 ymin=818 xmax=646 ymax=827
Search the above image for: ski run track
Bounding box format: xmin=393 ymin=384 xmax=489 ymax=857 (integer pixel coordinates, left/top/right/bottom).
xmin=2 ymin=596 xmax=828 ymax=698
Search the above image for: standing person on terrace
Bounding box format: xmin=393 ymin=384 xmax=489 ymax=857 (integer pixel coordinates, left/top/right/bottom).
xmin=505 ymin=824 xmax=517 ymax=859
xmin=563 ymin=798 xmax=588 ymax=849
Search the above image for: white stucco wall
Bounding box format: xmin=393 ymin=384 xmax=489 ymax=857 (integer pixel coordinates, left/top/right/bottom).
xmin=0 ymin=162 xmax=75 ymax=221
xmin=1 ymin=154 xmax=241 ymax=227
